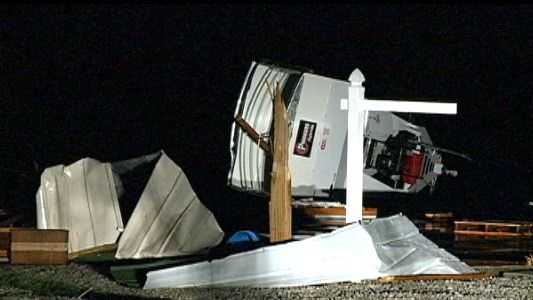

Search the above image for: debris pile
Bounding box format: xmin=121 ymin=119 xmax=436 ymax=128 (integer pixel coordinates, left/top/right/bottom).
xmin=0 ymin=60 xmax=497 ymax=290
xmin=35 ymin=150 xmax=224 ymax=260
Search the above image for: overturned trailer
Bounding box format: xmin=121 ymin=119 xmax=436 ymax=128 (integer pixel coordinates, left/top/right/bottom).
xmin=228 ymin=61 xmax=457 ymax=198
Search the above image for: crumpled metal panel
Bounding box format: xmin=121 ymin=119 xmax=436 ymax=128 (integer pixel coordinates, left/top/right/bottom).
xmin=36 ymin=158 xmax=123 ymax=254
xmin=36 ymin=150 xmax=224 ymax=259
xmin=363 ymin=214 xmax=474 ymax=275
xmin=144 ymin=214 xmax=474 ymax=288
xmin=115 ymin=151 xmax=224 ymax=259
xmin=144 ymin=221 xmax=382 ymax=288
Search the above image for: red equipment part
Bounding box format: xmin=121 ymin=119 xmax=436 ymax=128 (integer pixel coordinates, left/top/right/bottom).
xmin=402 ymin=151 xmax=424 ymax=184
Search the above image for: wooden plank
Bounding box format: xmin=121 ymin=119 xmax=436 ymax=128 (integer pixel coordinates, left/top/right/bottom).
xmin=235 ymin=116 xmax=271 ymax=154
xmin=425 ymin=212 xmax=453 ymax=219
xmin=377 ymin=272 xmax=498 ymax=282
xmin=363 ymin=207 xmax=378 ymax=217
xmin=455 ymin=220 xmax=533 ymax=227
xmin=12 ymin=242 xmax=67 ymax=252
xmin=10 ymin=229 xmax=68 ymax=265
xmin=454 ymin=220 xmax=533 ymax=237
xmin=301 ymin=206 xmax=345 ymax=216
xmin=269 ymin=84 xmax=292 ymax=242
xmin=298 ymin=206 xmax=378 ymax=218
xmin=69 ymin=243 xmax=118 ymax=260
xmin=454 ymin=230 xmax=529 ymax=237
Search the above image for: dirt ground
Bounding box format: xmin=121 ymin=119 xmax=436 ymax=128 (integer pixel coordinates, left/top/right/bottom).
xmin=0 ymin=263 xmax=532 ymax=300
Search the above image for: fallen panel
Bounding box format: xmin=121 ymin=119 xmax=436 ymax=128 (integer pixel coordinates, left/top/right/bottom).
xmin=36 ymin=150 xmax=224 ymax=259
xmin=144 ymin=221 xmax=381 ymax=288
xmin=365 ymin=215 xmax=473 ymax=275
xmin=144 ymin=214 xmax=474 ymax=289
xmin=115 ymin=152 xmax=224 ymax=259
xmin=36 ymin=158 xmax=123 ymax=254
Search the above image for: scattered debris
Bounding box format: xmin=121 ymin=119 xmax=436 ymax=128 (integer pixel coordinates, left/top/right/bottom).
xmin=454 ymin=220 xmax=533 ymax=237
xmin=377 ymin=272 xmax=497 ymax=282
xmin=69 ymin=243 xmax=118 ymax=260
xmin=417 ymin=211 xmax=455 ymax=233
xmin=77 ymin=287 xmax=93 ymax=299
xmin=293 ymin=203 xmax=378 ymax=227
xmin=526 ymin=254 xmax=533 ymax=266
xmin=36 ymin=150 xmax=224 ymax=260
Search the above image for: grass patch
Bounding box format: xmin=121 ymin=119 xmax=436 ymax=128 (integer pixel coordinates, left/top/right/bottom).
xmin=0 ymin=266 xmax=83 ymax=297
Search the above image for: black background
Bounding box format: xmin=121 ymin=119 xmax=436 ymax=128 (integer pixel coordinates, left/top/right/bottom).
xmin=2 ymin=5 xmax=533 ymax=232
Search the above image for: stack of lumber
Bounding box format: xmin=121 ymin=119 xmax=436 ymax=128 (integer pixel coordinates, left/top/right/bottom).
xmin=0 ymin=228 xmax=68 ymax=265
xmin=422 ymin=212 xmax=454 ymax=233
xmin=454 ymin=220 xmax=533 ymax=237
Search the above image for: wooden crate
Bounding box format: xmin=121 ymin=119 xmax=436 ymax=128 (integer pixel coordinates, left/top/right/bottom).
xmin=10 ymin=229 xmax=68 ymax=265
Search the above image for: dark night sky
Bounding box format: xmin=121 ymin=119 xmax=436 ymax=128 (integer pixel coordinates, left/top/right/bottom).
xmin=2 ymin=4 xmax=533 ymax=229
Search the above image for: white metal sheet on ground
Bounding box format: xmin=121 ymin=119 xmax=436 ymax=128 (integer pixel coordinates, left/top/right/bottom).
xmin=364 ymin=215 xmax=473 ymax=275
xmin=144 ymin=214 xmax=474 ymax=289
xmin=36 ymin=158 xmax=123 ymax=253
xmin=115 ymin=152 xmax=224 ymax=259
xmin=144 ymin=222 xmax=381 ymax=288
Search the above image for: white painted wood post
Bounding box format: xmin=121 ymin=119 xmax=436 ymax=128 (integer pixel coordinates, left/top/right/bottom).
xmin=346 ymin=69 xmax=366 ymax=223
xmin=345 ymin=68 xmax=458 ymax=224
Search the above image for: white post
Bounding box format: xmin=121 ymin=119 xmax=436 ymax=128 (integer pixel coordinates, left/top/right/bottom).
xmin=345 ymin=69 xmax=457 ymax=224
xmin=346 ymin=69 xmax=366 ymax=223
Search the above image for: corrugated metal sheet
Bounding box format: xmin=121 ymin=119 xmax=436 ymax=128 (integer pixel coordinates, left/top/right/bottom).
xmin=115 ymin=152 xmax=224 ymax=259
xmin=36 ymin=151 xmax=224 ymax=259
xmin=144 ymin=220 xmax=382 ymax=288
xmin=144 ymin=214 xmax=474 ymax=288
xmin=364 ymin=215 xmax=473 ymax=275
xmin=228 ymin=61 xmax=301 ymax=192
xmin=36 ymin=158 xmax=123 ymax=254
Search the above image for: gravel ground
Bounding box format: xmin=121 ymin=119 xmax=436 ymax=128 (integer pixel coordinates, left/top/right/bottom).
xmin=0 ymin=263 xmax=531 ymax=300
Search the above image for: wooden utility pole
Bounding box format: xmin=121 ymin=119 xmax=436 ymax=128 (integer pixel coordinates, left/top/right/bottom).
xmin=269 ymin=84 xmax=292 ymax=242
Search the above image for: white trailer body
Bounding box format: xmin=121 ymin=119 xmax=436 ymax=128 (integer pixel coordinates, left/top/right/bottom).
xmin=228 ymin=61 xmax=445 ymax=197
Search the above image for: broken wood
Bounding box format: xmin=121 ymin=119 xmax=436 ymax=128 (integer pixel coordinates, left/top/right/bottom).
xmin=235 ymin=116 xmax=271 ymax=154
xmin=297 ymin=206 xmax=378 ymax=224
xmin=269 ymin=83 xmax=292 ymax=242
xmin=377 ymin=272 xmax=498 ymax=282
xmin=68 ymin=243 xmax=118 ymax=260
